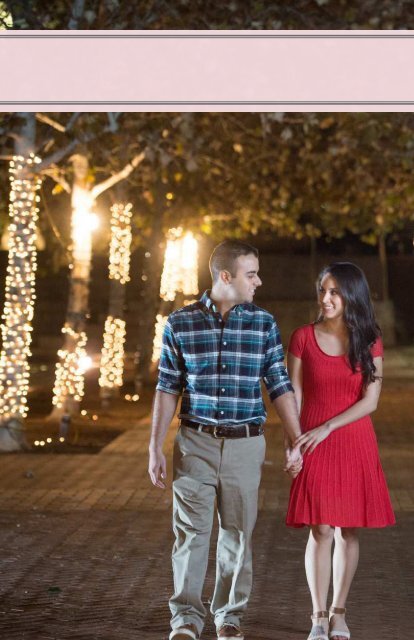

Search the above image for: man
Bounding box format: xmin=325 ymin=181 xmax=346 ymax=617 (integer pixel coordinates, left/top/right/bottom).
xmin=149 ymin=240 xmax=302 ymax=640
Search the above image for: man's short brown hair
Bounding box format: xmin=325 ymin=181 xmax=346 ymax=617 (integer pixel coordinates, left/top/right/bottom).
xmin=209 ymin=240 xmax=259 ymax=283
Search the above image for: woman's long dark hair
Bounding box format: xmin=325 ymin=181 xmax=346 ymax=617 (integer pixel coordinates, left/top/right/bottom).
xmin=316 ymin=262 xmax=381 ymax=387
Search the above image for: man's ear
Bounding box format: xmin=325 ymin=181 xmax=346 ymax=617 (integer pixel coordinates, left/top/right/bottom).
xmin=220 ymin=269 xmax=232 ymax=285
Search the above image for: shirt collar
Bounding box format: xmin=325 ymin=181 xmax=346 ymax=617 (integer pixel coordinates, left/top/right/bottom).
xmin=200 ymin=290 xmax=217 ymax=313
xmin=200 ymin=290 xmax=250 ymax=315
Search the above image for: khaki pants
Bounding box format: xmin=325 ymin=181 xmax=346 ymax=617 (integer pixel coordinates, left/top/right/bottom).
xmin=170 ymin=425 xmax=266 ymax=635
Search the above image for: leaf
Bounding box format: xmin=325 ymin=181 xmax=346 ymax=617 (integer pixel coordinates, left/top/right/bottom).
xmin=319 ymin=117 xmax=335 ymax=130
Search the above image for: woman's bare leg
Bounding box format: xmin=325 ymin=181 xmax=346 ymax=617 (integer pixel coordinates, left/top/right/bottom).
xmin=305 ymin=525 xmax=335 ymax=637
xmin=330 ymin=527 xmax=359 ymax=637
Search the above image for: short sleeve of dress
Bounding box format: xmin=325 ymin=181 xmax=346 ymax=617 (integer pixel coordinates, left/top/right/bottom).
xmin=288 ymin=326 xmax=307 ymax=359
xmin=370 ymin=336 xmax=384 ymax=358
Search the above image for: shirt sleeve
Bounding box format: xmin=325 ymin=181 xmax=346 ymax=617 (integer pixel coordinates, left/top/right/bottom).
xmin=263 ymin=319 xmax=294 ymax=402
xmin=288 ymin=326 xmax=306 ymax=359
xmin=370 ymin=336 xmax=384 ymax=358
xmin=156 ymin=318 xmax=185 ymax=396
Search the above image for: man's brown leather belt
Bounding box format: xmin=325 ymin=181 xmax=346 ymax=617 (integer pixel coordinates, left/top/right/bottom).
xmin=180 ymin=419 xmax=264 ymax=439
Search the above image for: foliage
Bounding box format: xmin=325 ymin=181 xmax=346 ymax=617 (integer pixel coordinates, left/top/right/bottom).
xmin=112 ymin=113 xmax=414 ymax=247
xmin=1 ymin=0 xmax=414 ymax=30
xmin=2 ymin=112 xmax=414 ymax=263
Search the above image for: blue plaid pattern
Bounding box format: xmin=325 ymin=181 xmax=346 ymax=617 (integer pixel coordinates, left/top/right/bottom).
xmin=156 ymin=291 xmax=293 ymax=426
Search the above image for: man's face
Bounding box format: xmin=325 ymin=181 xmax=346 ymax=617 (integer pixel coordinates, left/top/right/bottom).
xmin=229 ymin=254 xmax=262 ymax=304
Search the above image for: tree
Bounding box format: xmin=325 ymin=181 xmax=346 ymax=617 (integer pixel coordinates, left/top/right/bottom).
xmin=0 ymin=112 xmax=144 ymax=447
xmin=0 ymin=114 xmax=39 ymax=450
xmin=0 ymin=112 xmax=91 ymax=449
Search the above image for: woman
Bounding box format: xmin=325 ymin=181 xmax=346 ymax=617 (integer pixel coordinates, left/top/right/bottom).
xmin=286 ymin=262 xmax=395 ymax=640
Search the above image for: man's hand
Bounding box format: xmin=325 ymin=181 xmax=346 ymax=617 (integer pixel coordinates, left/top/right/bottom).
xmin=294 ymin=423 xmax=331 ymax=455
xmin=284 ymin=443 xmax=303 ymax=478
xmin=148 ymin=447 xmax=167 ymax=489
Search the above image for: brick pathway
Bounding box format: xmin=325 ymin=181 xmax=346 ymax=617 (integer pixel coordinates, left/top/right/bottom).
xmin=0 ymin=377 xmax=413 ymax=639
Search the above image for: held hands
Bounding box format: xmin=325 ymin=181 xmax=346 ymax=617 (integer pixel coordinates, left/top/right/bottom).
xmin=148 ymin=447 xmax=167 ymax=489
xmin=294 ymin=423 xmax=331 ymax=455
xmin=284 ymin=443 xmax=303 ymax=478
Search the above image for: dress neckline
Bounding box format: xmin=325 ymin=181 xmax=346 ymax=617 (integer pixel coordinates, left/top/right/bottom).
xmin=311 ymin=323 xmax=347 ymax=358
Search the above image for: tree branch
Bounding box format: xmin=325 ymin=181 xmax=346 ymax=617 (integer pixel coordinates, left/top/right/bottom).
xmin=92 ymin=151 xmax=146 ymax=198
xmin=41 ymin=167 xmax=71 ymax=194
xmin=66 ymin=113 xmax=81 ymax=132
xmin=36 ymin=113 xmax=66 ymax=133
xmin=107 ymin=113 xmax=120 ymax=132
xmin=37 ymin=139 xmax=80 ymax=172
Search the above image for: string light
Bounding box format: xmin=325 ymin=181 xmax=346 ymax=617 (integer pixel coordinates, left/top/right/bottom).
xmin=52 ymin=325 xmax=88 ymax=408
xmin=152 ymin=314 xmax=168 ymax=363
xmin=159 ymin=228 xmax=199 ymax=301
xmin=99 ymin=316 xmax=126 ymax=389
xmin=99 ymin=203 xmax=132 ymax=394
xmin=0 ymin=153 xmax=41 ymax=419
xmin=108 ymin=203 xmax=132 ymax=284
xmin=152 ymin=229 xmax=199 ymax=363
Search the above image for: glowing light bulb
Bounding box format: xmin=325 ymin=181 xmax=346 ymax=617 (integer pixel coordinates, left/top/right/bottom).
xmin=77 ymin=355 xmax=92 ymax=373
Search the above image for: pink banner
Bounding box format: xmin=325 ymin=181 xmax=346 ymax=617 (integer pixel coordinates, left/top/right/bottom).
xmin=1 ymin=30 xmax=414 ymax=111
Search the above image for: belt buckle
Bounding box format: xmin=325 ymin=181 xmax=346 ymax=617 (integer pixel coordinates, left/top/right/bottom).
xmin=213 ymin=425 xmax=225 ymax=439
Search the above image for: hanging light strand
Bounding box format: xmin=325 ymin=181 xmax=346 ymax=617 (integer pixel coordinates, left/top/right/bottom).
xmin=0 ymin=153 xmax=41 ymax=419
xmin=152 ymin=314 xmax=168 ymax=363
xmin=99 ymin=203 xmax=132 ymax=391
xmin=159 ymin=227 xmax=199 ymax=301
xmin=99 ymin=316 xmax=126 ymax=389
xmin=52 ymin=325 xmax=88 ymax=408
xmin=152 ymin=228 xmax=199 ymax=363
xmin=108 ymin=203 xmax=133 ymax=284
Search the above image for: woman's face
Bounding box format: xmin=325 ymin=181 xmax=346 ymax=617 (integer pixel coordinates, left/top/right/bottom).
xmin=318 ymin=274 xmax=345 ymax=321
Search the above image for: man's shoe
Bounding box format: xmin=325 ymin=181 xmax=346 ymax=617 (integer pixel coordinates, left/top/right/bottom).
xmin=169 ymin=623 xmax=199 ymax=640
xmin=217 ymin=623 xmax=244 ymax=639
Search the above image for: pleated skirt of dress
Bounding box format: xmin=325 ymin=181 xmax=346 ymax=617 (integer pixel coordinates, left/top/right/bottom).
xmin=286 ymin=419 xmax=396 ymax=528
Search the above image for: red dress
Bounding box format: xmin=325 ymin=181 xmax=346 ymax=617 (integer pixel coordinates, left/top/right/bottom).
xmin=286 ymin=324 xmax=395 ymax=528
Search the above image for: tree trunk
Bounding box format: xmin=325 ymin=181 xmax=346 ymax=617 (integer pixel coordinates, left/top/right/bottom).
xmin=50 ymin=154 xmax=94 ymax=418
xmin=0 ymin=113 xmax=39 ymax=451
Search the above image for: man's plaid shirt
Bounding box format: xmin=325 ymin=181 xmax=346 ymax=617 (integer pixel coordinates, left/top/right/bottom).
xmin=156 ymin=290 xmax=293 ymax=427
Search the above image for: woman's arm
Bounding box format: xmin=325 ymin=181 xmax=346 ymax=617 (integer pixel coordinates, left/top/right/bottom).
xmin=295 ymin=356 xmax=383 ymax=455
xmin=287 ymin=352 xmax=303 ymax=415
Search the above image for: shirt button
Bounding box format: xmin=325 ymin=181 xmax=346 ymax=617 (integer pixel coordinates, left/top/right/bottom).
xmin=220 ymin=411 xmax=224 ymax=415
xmin=222 ymin=364 xmax=226 ymax=369
xmin=223 ymin=341 xmax=227 ymax=346
xmin=221 ymin=388 xmax=225 ymax=393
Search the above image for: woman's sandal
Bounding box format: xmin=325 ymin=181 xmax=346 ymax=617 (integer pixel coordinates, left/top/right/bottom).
xmin=307 ymin=610 xmax=329 ymax=640
xmin=328 ymin=607 xmax=350 ymax=640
